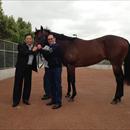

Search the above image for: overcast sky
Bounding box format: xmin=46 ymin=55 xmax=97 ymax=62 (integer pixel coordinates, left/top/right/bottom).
xmin=2 ymin=0 xmax=130 ymax=40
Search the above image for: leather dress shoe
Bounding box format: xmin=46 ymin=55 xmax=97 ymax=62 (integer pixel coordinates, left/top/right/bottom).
xmin=12 ymin=103 xmax=19 ymax=107
xmin=23 ymin=100 xmax=30 ymax=105
xmin=41 ymin=95 xmax=50 ymax=100
xmin=46 ymin=101 xmax=54 ymax=106
xmin=52 ymin=104 xmax=62 ymax=109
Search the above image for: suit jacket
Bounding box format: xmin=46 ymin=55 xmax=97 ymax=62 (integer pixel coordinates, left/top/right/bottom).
xmin=41 ymin=43 xmax=62 ymax=68
xmin=15 ymin=43 xmax=37 ymax=72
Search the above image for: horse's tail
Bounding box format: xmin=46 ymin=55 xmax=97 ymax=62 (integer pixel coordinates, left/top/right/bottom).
xmin=124 ymin=42 xmax=130 ymax=85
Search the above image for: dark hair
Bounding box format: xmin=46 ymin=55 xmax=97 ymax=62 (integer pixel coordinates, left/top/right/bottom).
xmin=48 ymin=34 xmax=56 ymax=38
xmin=24 ymin=33 xmax=33 ymax=39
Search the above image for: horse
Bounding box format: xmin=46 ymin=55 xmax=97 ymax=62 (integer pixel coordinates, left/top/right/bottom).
xmin=34 ymin=26 xmax=130 ymax=104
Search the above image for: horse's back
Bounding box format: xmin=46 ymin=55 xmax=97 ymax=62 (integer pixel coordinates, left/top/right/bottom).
xmin=63 ymin=38 xmax=106 ymax=67
xmin=101 ymin=35 xmax=129 ymax=64
xmin=61 ymin=35 xmax=129 ymax=67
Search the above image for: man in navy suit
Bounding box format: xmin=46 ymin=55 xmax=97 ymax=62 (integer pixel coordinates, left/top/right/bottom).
xmin=38 ymin=34 xmax=62 ymax=109
xmin=12 ymin=33 xmax=38 ymax=107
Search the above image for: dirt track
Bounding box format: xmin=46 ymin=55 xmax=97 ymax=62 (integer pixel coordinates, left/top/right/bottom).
xmin=0 ymin=67 xmax=130 ymax=130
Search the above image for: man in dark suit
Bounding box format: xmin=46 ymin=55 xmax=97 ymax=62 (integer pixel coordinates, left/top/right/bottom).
xmin=38 ymin=34 xmax=62 ymax=109
xmin=12 ymin=33 xmax=38 ymax=107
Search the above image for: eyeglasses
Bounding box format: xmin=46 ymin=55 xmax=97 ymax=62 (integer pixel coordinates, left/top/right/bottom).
xmin=48 ymin=38 xmax=53 ymax=40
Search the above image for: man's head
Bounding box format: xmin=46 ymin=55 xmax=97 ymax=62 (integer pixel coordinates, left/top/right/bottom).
xmin=47 ymin=34 xmax=56 ymax=45
xmin=24 ymin=33 xmax=33 ymax=45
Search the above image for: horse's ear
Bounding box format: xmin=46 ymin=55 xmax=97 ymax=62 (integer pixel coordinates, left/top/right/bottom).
xmin=41 ymin=26 xmax=43 ymax=31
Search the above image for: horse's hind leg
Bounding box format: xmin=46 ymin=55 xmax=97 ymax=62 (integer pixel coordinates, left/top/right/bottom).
xmin=111 ymin=65 xmax=124 ymax=104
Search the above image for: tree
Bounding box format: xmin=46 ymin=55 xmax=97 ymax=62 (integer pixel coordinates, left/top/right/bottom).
xmin=17 ymin=17 xmax=32 ymax=43
xmin=6 ymin=16 xmax=19 ymax=42
xmin=0 ymin=0 xmax=3 ymax=16
xmin=0 ymin=1 xmax=32 ymax=43
xmin=0 ymin=15 xmax=8 ymax=39
xmin=0 ymin=0 xmax=4 ymax=39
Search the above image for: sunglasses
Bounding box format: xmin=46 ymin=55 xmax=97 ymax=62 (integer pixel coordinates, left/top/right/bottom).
xmin=48 ymin=38 xmax=53 ymax=40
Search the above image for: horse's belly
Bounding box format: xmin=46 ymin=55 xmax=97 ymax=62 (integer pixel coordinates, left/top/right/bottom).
xmin=75 ymin=54 xmax=105 ymax=67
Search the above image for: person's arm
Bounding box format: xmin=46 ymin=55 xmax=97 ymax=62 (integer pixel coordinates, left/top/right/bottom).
xmin=18 ymin=44 xmax=37 ymax=56
xmin=49 ymin=44 xmax=60 ymax=56
xmin=37 ymin=45 xmax=52 ymax=57
xmin=38 ymin=44 xmax=60 ymax=57
xmin=42 ymin=45 xmax=53 ymax=53
xmin=40 ymin=49 xmax=51 ymax=58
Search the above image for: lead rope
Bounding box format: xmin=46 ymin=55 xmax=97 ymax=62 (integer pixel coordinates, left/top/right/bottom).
xmin=37 ymin=52 xmax=44 ymax=69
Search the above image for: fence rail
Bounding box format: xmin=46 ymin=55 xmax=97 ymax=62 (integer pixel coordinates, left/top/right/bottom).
xmin=0 ymin=39 xmax=18 ymax=69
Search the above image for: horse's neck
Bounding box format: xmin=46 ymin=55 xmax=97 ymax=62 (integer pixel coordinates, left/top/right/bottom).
xmin=57 ymin=39 xmax=72 ymax=45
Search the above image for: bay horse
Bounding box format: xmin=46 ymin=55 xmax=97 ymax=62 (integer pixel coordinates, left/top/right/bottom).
xmin=34 ymin=26 xmax=130 ymax=104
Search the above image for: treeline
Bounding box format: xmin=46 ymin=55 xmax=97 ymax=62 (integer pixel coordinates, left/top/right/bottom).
xmin=0 ymin=0 xmax=32 ymax=43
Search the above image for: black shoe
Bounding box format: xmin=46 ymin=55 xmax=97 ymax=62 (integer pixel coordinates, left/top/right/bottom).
xmin=23 ymin=100 xmax=30 ymax=105
xmin=12 ymin=103 xmax=19 ymax=107
xmin=52 ymin=104 xmax=62 ymax=109
xmin=41 ymin=95 xmax=50 ymax=100
xmin=46 ymin=101 xmax=54 ymax=106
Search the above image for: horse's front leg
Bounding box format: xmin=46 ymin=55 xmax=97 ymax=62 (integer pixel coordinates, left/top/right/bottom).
xmin=65 ymin=67 xmax=71 ymax=98
xmin=68 ymin=66 xmax=76 ymax=101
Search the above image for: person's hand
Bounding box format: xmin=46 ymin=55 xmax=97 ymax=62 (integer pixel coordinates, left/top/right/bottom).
xmin=42 ymin=45 xmax=50 ymax=51
xmin=42 ymin=45 xmax=53 ymax=53
xmin=32 ymin=46 xmax=37 ymax=52
xmin=37 ymin=44 xmax=42 ymax=50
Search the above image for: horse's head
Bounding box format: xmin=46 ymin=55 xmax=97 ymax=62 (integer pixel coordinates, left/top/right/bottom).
xmin=34 ymin=26 xmax=75 ymax=47
xmin=34 ymin=26 xmax=50 ymax=47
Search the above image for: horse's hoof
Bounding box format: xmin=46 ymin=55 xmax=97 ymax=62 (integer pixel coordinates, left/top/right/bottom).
xmin=73 ymin=92 xmax=77 ymax=97
xmin=65 ymin=94 xmax=71 ymax=98
xmin=111 ymin=98 xmax=121 ymax=104
xmin=111 ymin=100 xmax=117 ymax=104
xmin=68 ymin=98 xmax=74 ymax=102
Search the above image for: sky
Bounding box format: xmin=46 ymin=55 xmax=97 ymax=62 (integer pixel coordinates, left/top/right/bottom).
xmin=2 ymin=0 xmax=130 ymax=40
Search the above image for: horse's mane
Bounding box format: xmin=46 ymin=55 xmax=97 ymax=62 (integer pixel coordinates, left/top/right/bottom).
xmin=43 ymin=29 xmax=76 ymax=41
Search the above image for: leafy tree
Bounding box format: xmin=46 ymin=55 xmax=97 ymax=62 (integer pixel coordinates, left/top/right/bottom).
xmin=17 ymin=17 xmax=32 ymax=43
xmin=0 ymin=0 xmax=32 ymax=43
xmin=0 ymin=0 xmax=3 ymax=16
xmin=0 ymin=15 xmax=8 ymax=39
xmin=6 ymin=16 xmax=19 ymax=42
xmin=0 ymin=0 xmax=4 ymax=39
